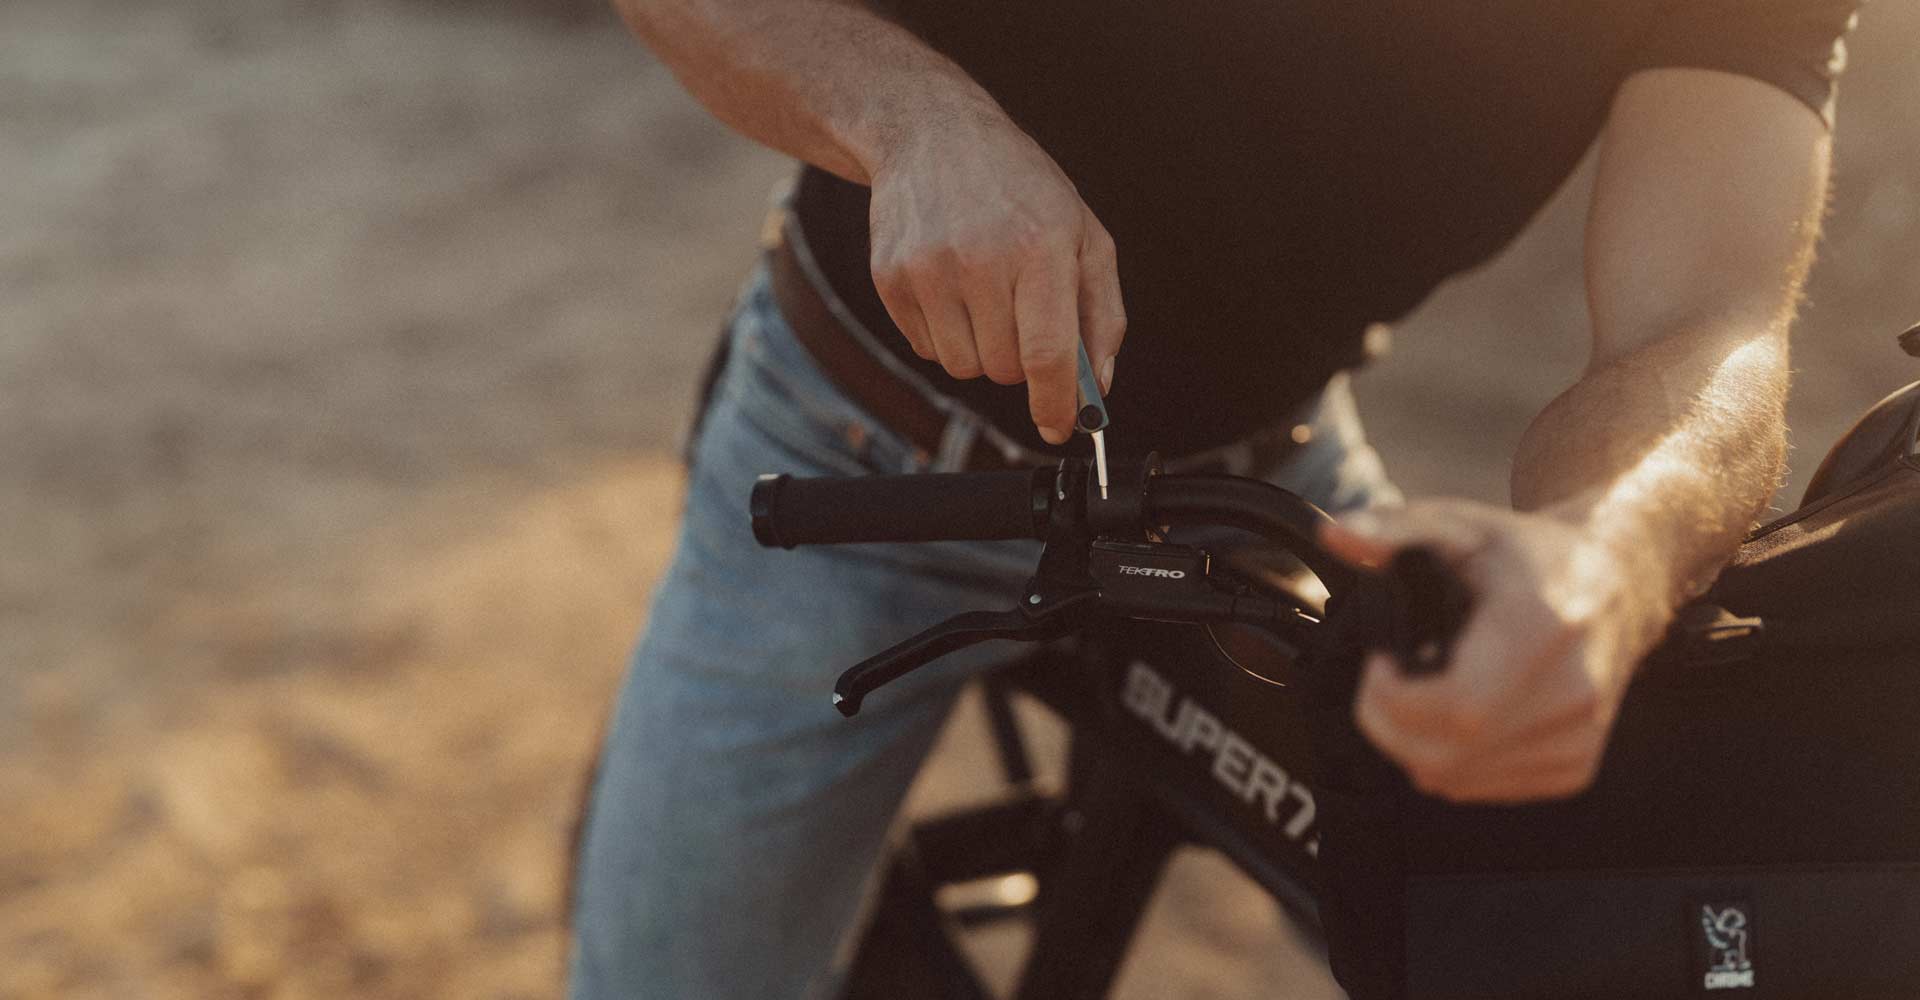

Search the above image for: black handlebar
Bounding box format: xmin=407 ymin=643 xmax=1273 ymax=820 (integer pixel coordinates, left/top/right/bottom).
xmin=751 ymin=469 xmax=1050 ymax=548
xmin=750 ymin=462 xmax=1476 ymax=709
xmin=1145 ymin=475 xmax=1352 ymax=593
xmin=750 ymin=467 xmax=1345 ymax=566
xmin=1340 ymin=547 xmax=1475 ymax=676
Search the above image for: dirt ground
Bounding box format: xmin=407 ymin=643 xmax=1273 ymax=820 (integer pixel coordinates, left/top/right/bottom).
xmin=3 ymin=2 xmax=1917 ymax=998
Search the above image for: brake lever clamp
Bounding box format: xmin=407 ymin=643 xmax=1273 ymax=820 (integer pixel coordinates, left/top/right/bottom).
xmin=1027 ymin=457 xmax=1108 ymax=601
xmin=1085 ymin=451 xmax=1162 ymax=538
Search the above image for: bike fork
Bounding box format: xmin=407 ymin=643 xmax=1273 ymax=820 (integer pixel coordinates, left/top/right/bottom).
xmin=1013 ymin=755 xmax=1182 ymax=1000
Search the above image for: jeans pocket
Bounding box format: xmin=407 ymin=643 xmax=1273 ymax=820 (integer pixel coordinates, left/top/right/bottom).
xmin=711 ymin=266 xmax=916 ymax=479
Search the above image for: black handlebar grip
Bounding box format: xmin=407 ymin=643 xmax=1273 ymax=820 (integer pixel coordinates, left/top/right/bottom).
xmin=751 ymin=469 xmax=1052 ymax=548
xmin=1380 ymin=547 xmax=1474 ymax=676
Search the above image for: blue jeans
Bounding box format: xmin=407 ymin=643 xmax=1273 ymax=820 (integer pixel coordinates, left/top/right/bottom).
xmin=568 ymin=260 xmax=1398 ymax=999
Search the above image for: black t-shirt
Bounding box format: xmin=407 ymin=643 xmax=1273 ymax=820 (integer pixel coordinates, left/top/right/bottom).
xmin=793 ymin=0 xmax=1861 ymax=459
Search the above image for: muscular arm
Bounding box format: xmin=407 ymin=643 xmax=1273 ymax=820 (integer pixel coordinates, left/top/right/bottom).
xmin=1513 ymin=66 xmax=1830 ymax=645
xmin=616 ymin=0 xmax=1126 ymax=443
xmin=1323 ymin=69 xmax=1833 ymax=802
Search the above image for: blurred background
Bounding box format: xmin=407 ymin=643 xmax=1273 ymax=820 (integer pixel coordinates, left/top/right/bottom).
xmin=3 ymin=1 xmax=1916 ymax=997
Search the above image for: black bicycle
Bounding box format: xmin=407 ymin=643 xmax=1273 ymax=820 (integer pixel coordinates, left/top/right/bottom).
xmin=748 ymin=325 xmax=1920 ymax=1000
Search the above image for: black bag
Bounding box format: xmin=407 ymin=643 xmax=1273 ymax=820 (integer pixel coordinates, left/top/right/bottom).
xmin=1310 ymin=359 xmax=1920 ymax=999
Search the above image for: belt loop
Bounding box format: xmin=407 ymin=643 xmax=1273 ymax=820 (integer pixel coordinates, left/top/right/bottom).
xmin=932 ymin=409 xmax=982 ymax=473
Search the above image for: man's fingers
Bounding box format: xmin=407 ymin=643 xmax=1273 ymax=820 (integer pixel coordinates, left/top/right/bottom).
xmin=1014 ymin=253 xmax=1080 ymax=445
xmin=1318 ymin=520 xmax=1399 ymax=571
xmin=967 ymin=271 xmax=1024 ymax=386
xmin=872 ymin=260 xmax=936 ymax=362
xmin=913 ymin=272 xmax=982 ymax=379
xmin=1358 ymin=628 xmax=1612 ymax=802
xmin=1354 ymin=653 xmax=1465 ymax=781
xmin=1359 ymin=668 xmax=1601 ymax=802
xmin=1349 ymin=505 xmax=1496 ymax=556
xmin=1365 ymin=646 xmax=1602 ymax=748
xmin=1360 ymin=593 xmax=1579 ymax=739
xmin=1416 ymin=727 xmax=1607 ymax=803
xmin=1356 ymin=651 xmax=1494 ymax=755
xmin=1421 ymin=762 xmax=1600 ymax=804
xmin=1471 ymin=688 xmax=1611 ymax=773
xmin=1077 ymin=217 xmax=1126 ymax=393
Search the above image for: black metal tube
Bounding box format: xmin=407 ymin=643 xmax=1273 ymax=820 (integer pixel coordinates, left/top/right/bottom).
xmin=751 ymin=469 xmax=1051 ymax=548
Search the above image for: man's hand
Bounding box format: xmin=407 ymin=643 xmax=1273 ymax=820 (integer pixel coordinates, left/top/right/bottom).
xmin=868 ymin=116 xmax=1124 ymax=445
xmin=1322 ymin=501 xmax=1670 ymax=803
xmin=613 ymin=0 xmax=1122 ymax=445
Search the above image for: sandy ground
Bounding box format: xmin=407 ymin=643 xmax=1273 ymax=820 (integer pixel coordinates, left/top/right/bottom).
xmin=3 ymin=1 xmax=1917 ymax=997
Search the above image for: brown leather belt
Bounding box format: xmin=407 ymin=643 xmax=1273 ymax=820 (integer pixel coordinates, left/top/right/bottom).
xmin=767 ymin=225 xmax=1312 ymax=477
xmin=768 ymin=230 xmax=1023 ymax=470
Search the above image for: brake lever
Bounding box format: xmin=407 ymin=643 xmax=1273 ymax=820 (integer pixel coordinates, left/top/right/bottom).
xmin=832 ymin=591 xmax=1101 ymax=716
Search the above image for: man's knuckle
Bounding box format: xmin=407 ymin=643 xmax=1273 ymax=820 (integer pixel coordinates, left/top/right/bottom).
xmin=951 ymin=238 xmax=1010 ymax=275
xmin=933 ymin=241 xmax=975 ymax=273
xmin=902 ymin=251 xmax=945 ymax=284
xmin=871 ymin=258 xmax=909 ymax=294
xmin=1033 ymin=194 xmax=1080 ymax=227
xmin=944 ymin=355 xmax=984 ymax=379
xmin=1084 ymin=224 xmax=1117 ymax=261
xmin=1015 ymin=216 xmax=1076 ymax=257
xmin=1009 ymin=220 xmax=1053 ymax=256
xmin=1548 ymin=766 xmax=1599 ymax=798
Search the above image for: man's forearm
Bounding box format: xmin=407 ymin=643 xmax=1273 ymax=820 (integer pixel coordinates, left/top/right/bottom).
xmin=616 ymin=0 xmax=1005 ymax=184
xmin=1327 ymin=70 xmax=1829 ymax=803
xmin=1510 ymin=320 xmax=1790 ymax=643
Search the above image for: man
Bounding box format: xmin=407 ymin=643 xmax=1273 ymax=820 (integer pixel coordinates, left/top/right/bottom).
xmin=572 ymin=1 xmax=1863 ymax=996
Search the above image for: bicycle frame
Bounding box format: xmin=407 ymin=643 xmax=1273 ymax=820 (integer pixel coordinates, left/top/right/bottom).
xmin=842 ymin=612 xmax=1330 ymax=1000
